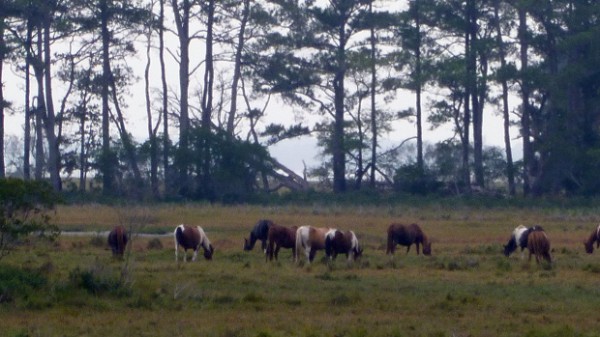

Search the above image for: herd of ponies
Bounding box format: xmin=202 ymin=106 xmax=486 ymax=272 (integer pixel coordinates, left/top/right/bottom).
xmin=106 ymin=220 xmax=600 ymax=265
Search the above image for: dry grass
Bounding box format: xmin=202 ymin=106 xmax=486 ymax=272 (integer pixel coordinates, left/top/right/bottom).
xmin=3 ymin=203 xmax=600 ymax=337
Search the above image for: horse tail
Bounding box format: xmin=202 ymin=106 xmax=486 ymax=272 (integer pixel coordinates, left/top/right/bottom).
xmin=117 ymin=226 xmax=125 ymax=256
xmin=295 ymin=226 xmax=305 ymax=262
xmin=174 ymin=225 xmax=183 ymax=261
xmin=325 ymin=233 xmax=333 ymax=258
xmin=386 ymin=226 xmax=394 ymax=255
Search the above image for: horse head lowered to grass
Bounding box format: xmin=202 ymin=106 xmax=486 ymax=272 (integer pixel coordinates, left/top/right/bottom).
xmin=174 ymin=224 xmax=214 ymax=262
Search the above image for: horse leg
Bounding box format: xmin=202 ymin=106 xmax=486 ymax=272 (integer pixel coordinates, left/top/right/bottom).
xmin=192 ymin=248 xmax=198 ymax=262
xmin=416 ymin=242 xmax=421 ymax=255
xmin=308 ymin=248 xmax=316 ymax=263
xmin=262 ymin=240 xmax=267 ymax=254
xmin=406 ymin=245 xmax=410 ymax=254
xmin=175 ymin=244 xmax=179 ymax=262
xmin=274 ymin=245 xmax=281 ymax=260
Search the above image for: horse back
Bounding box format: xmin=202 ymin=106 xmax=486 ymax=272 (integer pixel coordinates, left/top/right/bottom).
xmin=388 ymin=223 xmax=421 ymax=246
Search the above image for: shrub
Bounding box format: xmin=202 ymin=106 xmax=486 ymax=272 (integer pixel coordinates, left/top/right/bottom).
xmin=0 ymin=178 xmax=60 ymax=260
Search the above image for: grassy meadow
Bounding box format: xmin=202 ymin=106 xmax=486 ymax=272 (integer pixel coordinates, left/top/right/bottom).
xmin=3 ymin=202 xmax=600 ymax=337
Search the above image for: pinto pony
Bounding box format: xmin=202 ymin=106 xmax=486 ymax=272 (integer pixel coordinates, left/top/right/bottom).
xmin=324 ymin=230 xmax=362 ymax=262
xmin=503 ymin=225 xmax=530 ymax=257
xmin=295 ymin=226 xmax=331 ymax=263
xmin=386 ymin=223 xmax=431 ymax=257
xmin=527 ymin=229 xmax=552 ymax=264
xmin=108 ymin=225 xmax=128 ymax=257
xmin=584 ymin=224 xmax=600 ymax=254
xmin=243 ymin=219 xmax=274 ymax=253
xmin=265 ymin=224 xmax=297 ymax=261
xmin=174 ymin=224 xmax=214 ymax=262
xmin=503 ymin=225 xmax=545 ymax=258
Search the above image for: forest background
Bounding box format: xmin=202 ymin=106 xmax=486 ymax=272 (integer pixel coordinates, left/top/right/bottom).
xmin=1 ymin=0 xmax=599 ymax=202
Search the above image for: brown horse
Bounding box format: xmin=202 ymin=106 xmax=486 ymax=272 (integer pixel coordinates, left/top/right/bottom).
xmin=108 ymin=225 xmax=128 ymax=257
xmin=295 ymin=226 xmax=332 ymax=263
xmin=174 ymin=224 xmax=214 ymax=262
xmin=386 ymin=223 xmax=431 ymax=257
xmin=584 ymin=224 xmax=600 ymax=254
xmin=527 ymin=229 xmax=551 ymax=264
xmin=324 ymin=230 xmax=363 ymax=262
xmin=265 ymin=224 xmax=297 ymax=261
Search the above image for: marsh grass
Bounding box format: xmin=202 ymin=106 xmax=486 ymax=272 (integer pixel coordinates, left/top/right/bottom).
xmin=4 ymin=204 xmax=600 ymax=336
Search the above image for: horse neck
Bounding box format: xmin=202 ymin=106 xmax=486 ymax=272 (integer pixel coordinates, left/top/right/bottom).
xmin=585 ymin=230 xmax=598 ymax=248
xmin=247 ymin=233 xmax=258 ymax=249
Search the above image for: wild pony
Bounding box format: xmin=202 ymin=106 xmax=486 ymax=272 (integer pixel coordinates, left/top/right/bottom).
xmin=503 ymin=225 xmax=544 ymax=258
xmin=503 ymin=225 xmax=530 ymax=257
xmin=174 ymin=224 xmax=214 ymax=262
xmin=386 ymin=223 xmax=431 ymax=257
xmin=295 ymin=226 xmax=332 ymax=263
xmin=243 ymin=219 xmax=274 ymax=253
xmin=265 ymin=224 xmax=298 ymax=261
xmin=527 ymin=228 xmax=552 ymax=264
xmin=108 ymin=225 xmax=128 ymax=257
xmin=324 ymin=229 xmax=363 ymax=262
xmin=583 ymin=224 xmax=600 ymax=254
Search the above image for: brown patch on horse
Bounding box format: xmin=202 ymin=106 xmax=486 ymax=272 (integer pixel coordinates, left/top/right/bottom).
xmin=584 ymin=225 xmax=600 ymax=254
xmin=265 ymin=224 xmax=297 ymax=261
xmin=108 ymin=225 xmax=128 ymax=257
xmin=527 ymin=230 xmax=551 ymax=264
xmin=386 ymin=223 xmax=431 ymax=257
xmin=308 ymin=227 xmax=330 ymax=250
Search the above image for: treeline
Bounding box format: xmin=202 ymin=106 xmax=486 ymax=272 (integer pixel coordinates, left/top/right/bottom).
xmin=0 ymin=0 xmax=599 ymax=201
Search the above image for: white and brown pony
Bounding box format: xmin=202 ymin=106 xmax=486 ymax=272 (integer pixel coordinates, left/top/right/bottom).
xmin=503 ymin=225 xmax=530 ymax=258
xmin=324 ymin=229 xmax=362 ymax=262
xmin=584 ymin=224 xmax=600 ymax=254
xmin=295 ymin=226 xmax=331 ymax=263
xmin=174 ymin=224 xmax=214 ymax=262
xmin=108 ymin=225 xmax=128 ymax=258
xmin=265 ymin=223 xmax=297 ymax=261
xmin=386 ymin=223 xmax=431 ymax=258
xmin=527 ymin=228 xmax=551 ymax=264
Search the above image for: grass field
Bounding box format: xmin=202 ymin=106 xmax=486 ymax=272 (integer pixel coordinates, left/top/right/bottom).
xmin=3 ymin=203 xmax=600 ymax=337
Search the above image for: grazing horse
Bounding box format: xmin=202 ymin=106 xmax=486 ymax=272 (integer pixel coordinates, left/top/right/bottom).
xmin=324 ymin=229 xmax=363 ymax=262
xmin=243 ymin=219 xmax=274 ymax=253
xmin=174 ymin=224 xmax=214 ymax=262
xmin=295 ymin=226 xmax=332 ymax=263
xmin=265 ymin=224 xmax=298 ymax=261
xmin=386 ymin=223 xmax=431 ymax=257
xmin=108 ymin=225 xmax=128 ymax=257
xmin=503 ymin=225 xmax=544 ymax=258
xmin=527 ymin=229 xmax=551 ymax=264
xmin=584 ymin=224 xmax=600 ymax=254
xmin=503 ymin=225 xmax=530 ymax=257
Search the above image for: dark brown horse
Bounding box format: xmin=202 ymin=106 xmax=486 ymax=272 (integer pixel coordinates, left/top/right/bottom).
xmin=243 ymin=219 xmax=274 ymax=253
xmin=386 ymin=223 xmax=431 ymax=257
xmin=108 ymin=225 xmax=128 ymax=257
xmin=324 ymin=230 xmax=362 ymax=262
xmin=584 ymin=224 xmax=600 ymax=254
xmin=527 ymin=229 xmax=551 ymax=264
xmin=265 ymin=224 xmax=297 ymax=261
xmin=174 ymin=224 xmax=214 ymax=262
